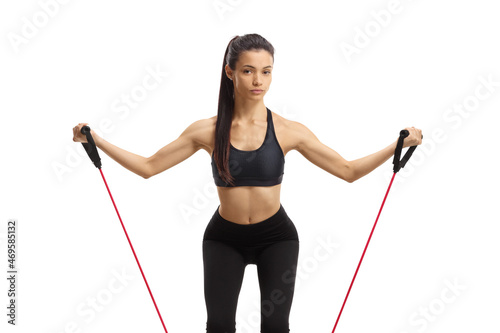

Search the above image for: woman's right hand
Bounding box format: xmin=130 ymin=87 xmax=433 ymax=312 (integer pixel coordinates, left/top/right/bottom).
xmin=73 ymin=123 xmax=97 ymax=143
xmin=72 ymin=122 xmax=151 ymax=178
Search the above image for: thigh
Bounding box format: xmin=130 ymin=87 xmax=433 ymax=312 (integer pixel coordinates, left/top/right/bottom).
xmin=202 ymin=240 xmax=247 ymax=332
xmin=256 ymin=240 xmax=300 ymax=333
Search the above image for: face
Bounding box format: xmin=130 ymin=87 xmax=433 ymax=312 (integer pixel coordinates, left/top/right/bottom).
xmin=225 ymin=49 xmax=273 ymax=100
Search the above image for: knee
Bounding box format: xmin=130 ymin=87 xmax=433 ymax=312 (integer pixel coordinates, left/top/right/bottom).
xmin=261 ymin=312 xmax=291 ymax=333
xmin=261 ymin=322 xmax=290 ymax=333
xmin=206 ymin=320 xmax=236 ymax=333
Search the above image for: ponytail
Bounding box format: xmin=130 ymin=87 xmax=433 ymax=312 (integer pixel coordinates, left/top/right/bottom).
xmin=213 ymin=33 xmax=275 ymax=186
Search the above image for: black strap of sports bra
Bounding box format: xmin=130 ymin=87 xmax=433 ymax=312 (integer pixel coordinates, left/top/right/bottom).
xmin=80 ymin=125 xmax=102 ymax=169
xmin=392 ymin=129 xmax=423 ymax=173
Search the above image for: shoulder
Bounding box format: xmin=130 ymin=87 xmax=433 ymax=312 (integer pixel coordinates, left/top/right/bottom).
xmin=270 ymin=110 xmax=316 ymax=152
xmin=179 ymin=116 xmax=216 ymax=153
xmin=270 ymin=110 xmax=309 ymax=133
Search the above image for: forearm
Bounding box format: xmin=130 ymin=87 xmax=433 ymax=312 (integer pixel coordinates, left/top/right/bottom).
xmin=94 ymin=134 xmax=150 ymax=179
xmin=349 ymin=139 xmax=398 ymax=182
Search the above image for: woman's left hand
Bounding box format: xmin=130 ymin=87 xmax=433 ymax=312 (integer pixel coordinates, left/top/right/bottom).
xmin=402 ymin=127 xmax=423 ymax=148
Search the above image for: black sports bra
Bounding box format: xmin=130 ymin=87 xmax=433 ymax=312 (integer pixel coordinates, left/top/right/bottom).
xmin=211 ymin=107 xmax=285 ymax=187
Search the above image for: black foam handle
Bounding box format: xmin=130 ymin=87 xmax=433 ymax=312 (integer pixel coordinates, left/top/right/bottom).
xmin=80 ymin=125 xmax=102 ymax=169
xmin=392 ymin=129 xmax=423 ymax=173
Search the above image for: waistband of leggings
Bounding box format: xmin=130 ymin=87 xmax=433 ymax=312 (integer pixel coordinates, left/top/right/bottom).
xmin=213 ymin=203 xmax=288 ymax=231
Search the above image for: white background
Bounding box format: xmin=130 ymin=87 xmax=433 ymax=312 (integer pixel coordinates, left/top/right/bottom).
xmin=1 ymin=0 xmax=499 ymax=332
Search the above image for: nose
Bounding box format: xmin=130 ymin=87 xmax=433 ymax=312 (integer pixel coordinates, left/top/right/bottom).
xmin=253 ymin=73 xmax=262 ymax=86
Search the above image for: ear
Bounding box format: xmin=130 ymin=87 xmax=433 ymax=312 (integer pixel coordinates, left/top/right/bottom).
xmin=225 ymin=64 xmax=233 ymax=80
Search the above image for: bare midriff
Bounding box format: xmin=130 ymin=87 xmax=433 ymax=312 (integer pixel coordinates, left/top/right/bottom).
xmin=216 ymin=184 xmax=282 ymax=225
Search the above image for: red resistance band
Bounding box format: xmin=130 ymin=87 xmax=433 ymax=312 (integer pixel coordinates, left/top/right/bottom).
xmin=80 ymin=126 xmax=168 ymax=333
xmin=81 ymin=125 xmax=420 ymax=333
xmin=331 ymin=130 xmax=421 ymax=332
xmin=332 ymin=172 xmax=396 ymax=332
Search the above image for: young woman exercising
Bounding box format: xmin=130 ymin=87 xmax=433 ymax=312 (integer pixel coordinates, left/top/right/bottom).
xmin=73 ymin=33 xmax=422 ymax=333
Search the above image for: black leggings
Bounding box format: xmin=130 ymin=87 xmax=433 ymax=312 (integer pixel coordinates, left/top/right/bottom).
xmin=202 ymin=203 xmax=300 ymax=333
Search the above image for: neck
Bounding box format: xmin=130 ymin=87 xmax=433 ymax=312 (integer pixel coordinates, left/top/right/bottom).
xmin=232 ymin=96 xmax=266 ymax=122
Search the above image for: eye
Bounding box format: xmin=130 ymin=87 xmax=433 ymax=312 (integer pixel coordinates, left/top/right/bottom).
xmin=243 ymin=69 xmax=252 ymax=74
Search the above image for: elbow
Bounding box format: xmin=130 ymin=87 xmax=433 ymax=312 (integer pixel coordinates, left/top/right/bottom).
xmin=345 ymin=176 xmax=356 ymax=183
xmin=143 ymin=169 xmax=156 ymax=179
xmin=141 ymin=169 xmax=151 ymax=179
xmin=141 ymin=158 xmax=152 ymax=179
xmin=344 ymin=161 xmax=357 ymax=183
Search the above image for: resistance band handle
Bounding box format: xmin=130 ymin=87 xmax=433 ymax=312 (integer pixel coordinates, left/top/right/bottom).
xmin=80 ymin=125 xmax=102 ymax=169
xmin=392 ymin=129 xmax=423 ymax=173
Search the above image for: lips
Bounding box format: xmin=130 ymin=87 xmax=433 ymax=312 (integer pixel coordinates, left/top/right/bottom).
xmin=251 ymin=89 xmax=263 ymax=93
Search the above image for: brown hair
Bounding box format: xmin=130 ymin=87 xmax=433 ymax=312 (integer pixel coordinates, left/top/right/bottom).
xmin=213 ymin=33 xmax=275 ymax=185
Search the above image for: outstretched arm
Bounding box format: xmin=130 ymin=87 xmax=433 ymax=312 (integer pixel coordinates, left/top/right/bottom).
xmin=348 ymin=140 xmax=398 ymax=182
xmin=73 ymin=119 xmax=205 ymax=179
xmin=292 ymin=121 xmax=422 ymax=183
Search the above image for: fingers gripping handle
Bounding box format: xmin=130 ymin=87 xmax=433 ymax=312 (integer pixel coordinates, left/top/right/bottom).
xmin=80 ymin=125 xmax=102 ymax=169
xmin=392 ymin=129 xmax=423 ymax=173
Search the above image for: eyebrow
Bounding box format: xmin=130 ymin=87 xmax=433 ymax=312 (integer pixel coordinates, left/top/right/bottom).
xmin=242 ymin=65 xmax=273 ymax=69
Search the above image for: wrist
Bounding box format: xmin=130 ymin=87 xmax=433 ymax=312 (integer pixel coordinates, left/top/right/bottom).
xmin=93 ymin=131 xmax=103 ymax=147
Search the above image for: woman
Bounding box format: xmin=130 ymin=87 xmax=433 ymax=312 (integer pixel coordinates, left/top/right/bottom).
xmin=73 ymin=33 xmax=422 ymax=333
